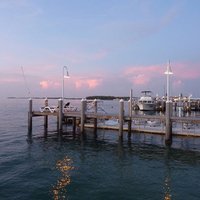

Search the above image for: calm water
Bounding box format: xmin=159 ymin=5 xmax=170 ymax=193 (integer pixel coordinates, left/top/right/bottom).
xmin=1 ymin=99 xmax=200 ymax=200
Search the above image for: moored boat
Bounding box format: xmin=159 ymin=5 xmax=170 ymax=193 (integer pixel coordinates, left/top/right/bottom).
xmin=137 ymin=91 xmax=156 ymax=111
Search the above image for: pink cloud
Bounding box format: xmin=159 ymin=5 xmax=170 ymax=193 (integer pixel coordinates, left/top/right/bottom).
xmin=132 ymin=74 xmax=150 ymax=85
xmin=124 ymin=64 xmax=165 ymax=85
xmin=75 ymin=78 xmax=103 ymax=89
xmin=172 ymin=61 xmax=200 ymax=79
xmin=40 ymin=81 xmax=49 ymax=89
xmin=71 ymin=50 xmax=109 ymax=63
xmin=5 ymin=56 xmax=12 ymax=60
xmin=48 ymin=49 xmax=109 ymax=63
xmin=161 ymin=3 xmax=184 ymax=27
xmin=125 ymin=60 xmax=200 ymax=87
xmin=86 ymin=79 xmax=102 ymax=88
xmin=173 ymin=80 xmax=183 ymax=87
xmin=125 ymin=64 xmax=164 ymax=76
xmin=39 ymin=81 xmax=60 ymax=89
xmin=75 ymin=82 xmax=82 ymax=89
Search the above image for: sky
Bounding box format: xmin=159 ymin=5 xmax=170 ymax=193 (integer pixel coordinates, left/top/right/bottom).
xmin=1 ymin=0 xmax=200 ymax=99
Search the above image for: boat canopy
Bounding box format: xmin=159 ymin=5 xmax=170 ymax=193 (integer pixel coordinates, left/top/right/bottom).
xmin=141 ymin=90 xmax=153 ymax=97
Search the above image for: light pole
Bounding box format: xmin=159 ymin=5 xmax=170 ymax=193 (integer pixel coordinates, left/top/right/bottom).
xmin=164 ymin=60 xmax=173 ymax=143
xmin=164 ymin=60 xmax=173 ymax=102
xmin=62 ymin=66 xmax=70 ymax=100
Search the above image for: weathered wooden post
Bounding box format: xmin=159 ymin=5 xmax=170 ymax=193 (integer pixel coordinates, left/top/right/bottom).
xmin=72 ymin=117 xmax=76 ymax=133
xmin=28 ymin=98 xmax=33 ymax=131
xmin=44 ymin=98 xmax=48 ymax=129
xmin=183 ymin=101 xmax=186 ymax=111
xmin=93 ymin=99 xmax=97 ymax=133
xmin=165 ymin=102 xmax=172 ymax=142
xmin=81 ymin=98 xmax=86 ymax=133
xmin=175 ymin=102 xmax=177 ymax=111
xmin=128 ymin=89 xmax=133 ymax=138
xmin=119 ymin=99 xmax=124 ymax=138
xmin=58 ymin=99 xmax=63 ymax=131
xmin=128 ymin=100 xmax=131 ymax=134
xmin=188 ymin=100 xmax=191 ymax=112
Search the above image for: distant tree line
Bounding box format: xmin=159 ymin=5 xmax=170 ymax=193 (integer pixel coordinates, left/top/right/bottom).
xmin=86 ymin=96 xmax=129 ymax=100
xmin=7 ymin=96 xmax=130 ymax=100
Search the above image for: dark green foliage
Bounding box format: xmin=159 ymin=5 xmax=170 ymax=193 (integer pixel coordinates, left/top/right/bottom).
xmin=86 ymin=96 xmax=129 ymax=100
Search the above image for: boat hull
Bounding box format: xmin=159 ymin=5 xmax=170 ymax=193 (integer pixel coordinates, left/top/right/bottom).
xmin=137 ymin=103 xmax=156 ymax=111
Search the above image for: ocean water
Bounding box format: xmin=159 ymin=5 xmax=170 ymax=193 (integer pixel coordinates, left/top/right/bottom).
xmin=1 ymin=98 xmax=200 ymax=200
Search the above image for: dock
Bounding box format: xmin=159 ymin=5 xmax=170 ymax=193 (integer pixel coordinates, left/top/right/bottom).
xmin=28 ymin=98 xmax=200 ymax=141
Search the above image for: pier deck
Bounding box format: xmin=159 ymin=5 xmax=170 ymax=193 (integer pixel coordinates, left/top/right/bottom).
xmin=31 ymin=110 xmax=200 ymax=137
xmin=27 ymin=98 xmax=200 ymax=140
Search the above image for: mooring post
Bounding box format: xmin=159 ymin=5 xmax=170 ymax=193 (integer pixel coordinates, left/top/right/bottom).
xmin=28 ymin=98 xmax=33 ymax=131
xmin=93 ymin=99 xmax=97 ymax=133
xmin=165 ymin=101 xmax=172 ymax=142
xmin=128 ymin=100 xmax=131 ymax=136
xmin=128 ymin=89 xmax=133 ymax=138
xmin=58 ymin=99 xmax=63 ymax=131
xmin=72 ymin=117 xmax=76 ymax=133
xmin=81 ymin=98 xmax=86 ymax=133
xmin=119 ymin=99 xmax=124 ymax=138
xmin=44 ymin=98 xmax=48 ymax=129
xmin=188 ymin=101 xmax=191 ymax=112
xmin=183 ymin=101 xmax=185 ymax=111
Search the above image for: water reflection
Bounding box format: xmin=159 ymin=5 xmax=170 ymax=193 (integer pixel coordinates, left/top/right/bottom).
xmin=163 ymin=177 xmax=172 ymax=200
xmin=163 ymin=143 xmax=172 ymax=200
xmin=50 ymin=156 xmax=74 ymax=200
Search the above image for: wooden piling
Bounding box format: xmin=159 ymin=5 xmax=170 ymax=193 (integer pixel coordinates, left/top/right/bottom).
xmin=128 ymin=101 xmax=132 ymax=138
xmin=129 ymin=89 xmax=133 ymax=116
xmin=165 ymin=102 xmax=172 ymax=142
xmin=175 ymin=102 xmax=177 ymax=111
xmin=128 ymin=119 xmax=131 ymax=138
xmin=73 ymin=117 xmax=76 ymax=133
xmin=93 ymin=99 xmax=97 ymax=133
xmin=128 ymin=89 xmax=133 ymax=138
xmin=81 ymin=99 xmax=86 ymax=133
xmin=119 ymin=99 xmax=124 ymax=138
xmin=58 ymin=99 xmax=63 ymax=131
xmin=28 ymin=98 xmax=32 ymax=131
xmin=44 ymin=98 xmax=48 ymax=129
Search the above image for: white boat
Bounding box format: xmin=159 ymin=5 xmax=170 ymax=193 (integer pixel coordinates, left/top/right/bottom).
xmin=137 ymin=91 xmax=156 ymax=111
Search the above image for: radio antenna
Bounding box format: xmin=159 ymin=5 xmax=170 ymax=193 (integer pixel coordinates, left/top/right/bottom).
xmin=21 ymin=66 xmax=30 ymax=97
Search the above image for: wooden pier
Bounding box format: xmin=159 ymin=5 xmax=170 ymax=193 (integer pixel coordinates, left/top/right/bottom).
xmin=28 ymin=98 xmax=200 ymax=141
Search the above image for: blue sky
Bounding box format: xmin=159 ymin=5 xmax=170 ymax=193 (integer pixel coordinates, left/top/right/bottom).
xmin=1 ymin=0 xmax=200 ymax=99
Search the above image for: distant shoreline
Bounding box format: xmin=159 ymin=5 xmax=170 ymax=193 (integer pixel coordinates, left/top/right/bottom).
xmin=7 ymin=97 xmax=82 ymax=100
xmin=7 ymin=95 xmax=130 ymax=100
